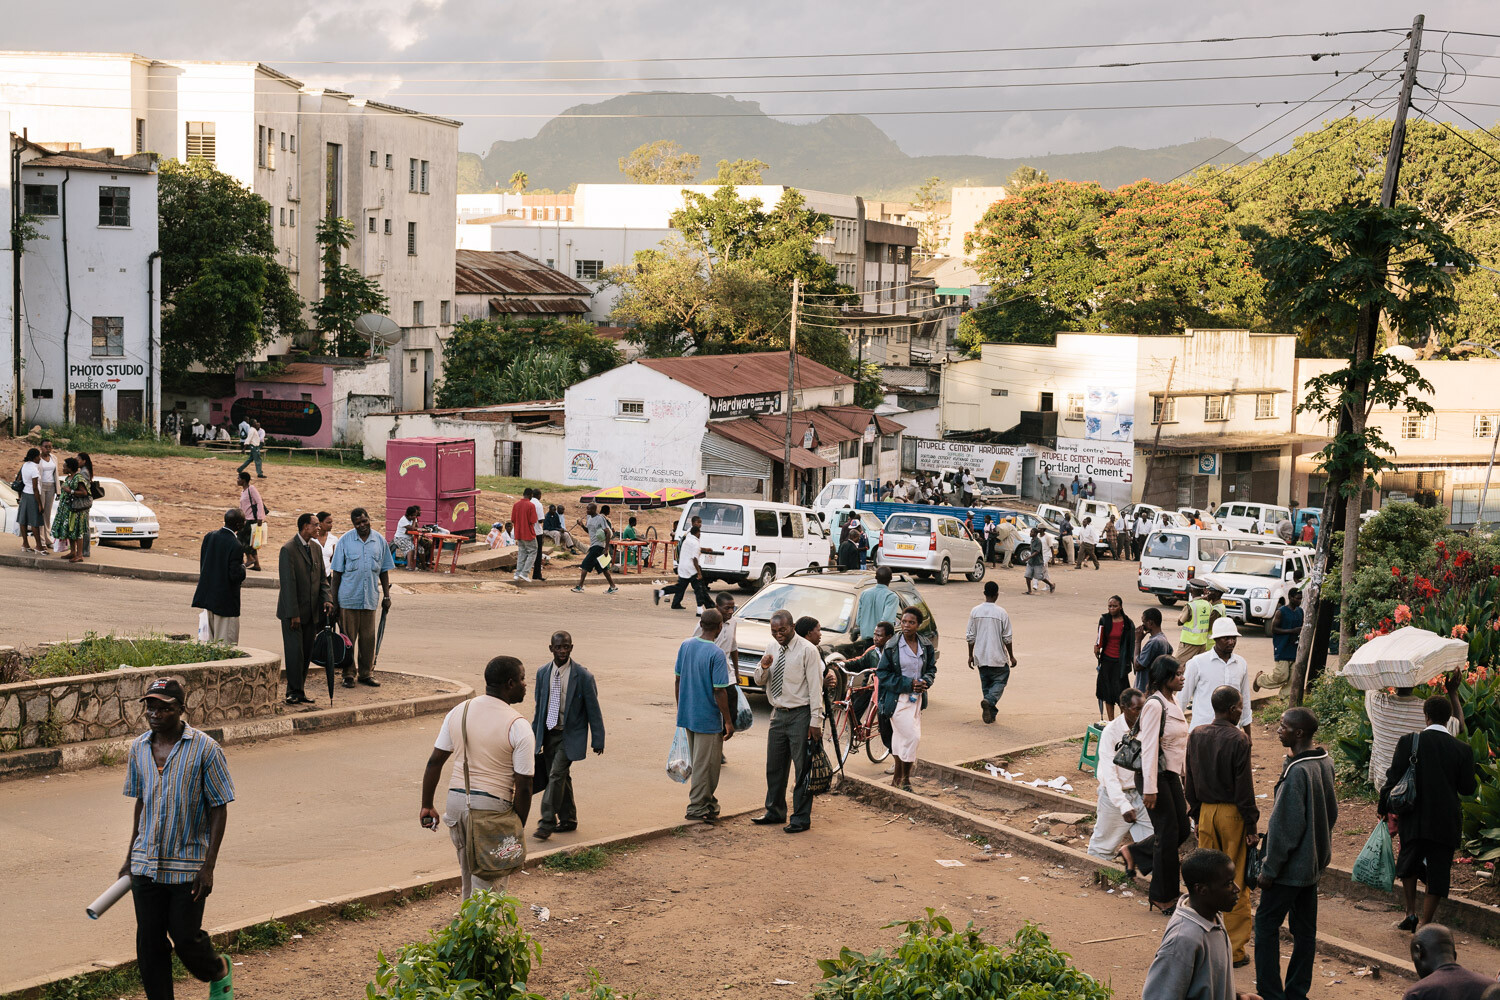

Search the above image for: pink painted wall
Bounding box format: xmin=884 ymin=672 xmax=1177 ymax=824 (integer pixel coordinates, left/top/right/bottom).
xmin=211 ymin=367 xmax=336 ymax=448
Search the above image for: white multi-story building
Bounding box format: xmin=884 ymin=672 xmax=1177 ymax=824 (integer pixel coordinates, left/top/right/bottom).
xmin=2 ymin=129 xmax=161 ymax=431
xmin=1 ymin=51 xmax=460 ymax=410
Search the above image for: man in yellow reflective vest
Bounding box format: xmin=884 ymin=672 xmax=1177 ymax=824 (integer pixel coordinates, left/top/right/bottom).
xmin=1175 ymin=578 xmax=1225 ymax=660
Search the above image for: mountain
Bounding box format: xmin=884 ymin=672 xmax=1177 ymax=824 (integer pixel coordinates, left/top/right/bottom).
xmin=460 ymin=92 xmax=1252 ymax=197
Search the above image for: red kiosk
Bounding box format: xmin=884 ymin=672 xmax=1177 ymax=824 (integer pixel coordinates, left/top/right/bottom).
xmin=385 ymin=438 xmax=480 ymax=542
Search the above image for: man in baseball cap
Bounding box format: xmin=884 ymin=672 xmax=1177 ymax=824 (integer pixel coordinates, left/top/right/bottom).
xmin=120 ymin=677 xmax=236 ymax=1000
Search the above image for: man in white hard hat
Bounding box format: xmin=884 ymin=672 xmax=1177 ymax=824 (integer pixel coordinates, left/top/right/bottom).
xmin=1180 ymin=617 xmax=1253 ymax=743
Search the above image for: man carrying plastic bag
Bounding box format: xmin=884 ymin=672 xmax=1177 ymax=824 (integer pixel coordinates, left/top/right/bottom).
xmin=672 ymin=609 xmax=736 ymax=825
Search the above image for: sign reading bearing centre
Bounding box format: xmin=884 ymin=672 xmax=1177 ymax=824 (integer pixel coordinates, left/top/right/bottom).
xmin=709 ymin=392 xmax=782 ymax=418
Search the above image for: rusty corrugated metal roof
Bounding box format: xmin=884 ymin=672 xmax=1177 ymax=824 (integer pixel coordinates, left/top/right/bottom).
xmin=638 ymin=351 xmax=851 ymax=397
xmin=454 ymin=249 xmax=593 ymax=296
xmin=488 ymin=296 xmax=589 ymax=315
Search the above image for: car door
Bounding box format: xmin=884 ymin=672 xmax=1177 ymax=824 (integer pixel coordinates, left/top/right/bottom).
xmin=751 ymin=508 xmax=782 ymax=574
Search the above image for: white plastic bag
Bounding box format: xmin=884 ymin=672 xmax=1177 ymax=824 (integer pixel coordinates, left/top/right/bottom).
xmin=734 ymin=687 xmax=754 ymax=732
xmin=53 ymin=537 xmax=68 ymax=553
xmin=666 ymin=727 xmax=692 ymax=784
xmin=197 ymin=610 xmax=211 ymax=642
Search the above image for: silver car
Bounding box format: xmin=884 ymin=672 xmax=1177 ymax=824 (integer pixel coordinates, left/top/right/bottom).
xmin=876 ymin=511 xmax=985 ymax=585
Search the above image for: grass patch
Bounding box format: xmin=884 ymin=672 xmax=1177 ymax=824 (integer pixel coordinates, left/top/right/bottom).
xmin=1254 ymin=696 xmax=1288 ymax=726
xmin=31 ymin=956 xmax=187 ymax=1000
xmin=94 ymin=746 xmax=125 ymax=767
xmin=408 ymin=882 xmax=438 ymax=901
xmin=226 ymin=918 xmax=292 ymax=953
xmin=21 ymin=632 xmax=241 ymax=680
xmin=475 ymin=475 xmax=572 ymax=501
xmin=1093 ymin=867 xmax=1135 ymax=889
xmin=542 ymin=845 xmax=619 ymax=872
xmin=338 ymin=901 xmax=375 ymax=921
xmin=33 ymin=423 xmax=378 ymax=471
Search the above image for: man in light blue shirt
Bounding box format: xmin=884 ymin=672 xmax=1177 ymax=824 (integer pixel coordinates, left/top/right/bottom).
xmin=675 ymin=609 xmax=735 ymax=824
xmin=330 ymin=507 xmax=394 ymax=689
xmin=854 ymin=566 xmax=900 ymax=650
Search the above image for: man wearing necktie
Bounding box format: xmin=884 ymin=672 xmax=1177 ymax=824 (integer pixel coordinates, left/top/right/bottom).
xmin=531 ymin=632 xmax=605 ymax=841
xmin=751 ymin=610 xmax=826 ymax=833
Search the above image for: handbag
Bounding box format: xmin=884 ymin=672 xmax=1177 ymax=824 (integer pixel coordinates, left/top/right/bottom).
xmin=459 ymin=701 xmax=527 ymax=881
xmin=310 ymin=623 xmax=352 ymax=668
xmin=1387 ymin=731 xmax=1421 ymax=814
xmin=805 ymin=735 xmax=834 ymax=795
xmin=1115 ymin=694 xmax=1168 ymax=773
xmin=89 ymin=479 xmax=104 ymax=500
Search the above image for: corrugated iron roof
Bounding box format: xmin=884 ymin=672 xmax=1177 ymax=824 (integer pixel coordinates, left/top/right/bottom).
xmin=638 ymin=351 xmax=852 ymax=397
xmin=708 ymin=404 xmax=900 ymax=469
xmin=240 ymin=362 xmax=325 ymax=385
xmin=487 ymin=296 xmax=589 ymax=315
xmin=708 ymin=421 xmax=834 ymax=470
xmin=454 ymin=249 xmax=593 ymax=296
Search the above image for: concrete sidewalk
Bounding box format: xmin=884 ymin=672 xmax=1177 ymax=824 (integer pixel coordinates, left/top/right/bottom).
xmin=0 ymin=532 xmax=278 ymax=588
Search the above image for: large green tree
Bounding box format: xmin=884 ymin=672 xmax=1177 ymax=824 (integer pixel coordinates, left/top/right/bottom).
xmin=618 ymin=140 xmax=700 ymax=184
xmin=713 ymin=158 xmax=768 ymax=184
xmin=910 ymin=175 xmax=946 ymax=257
xmin=311 ymin=216 xmax=390 ymax=357
xmin=435 ymin=317 xmax=622 ymax=408
xmin=157 ymin=159 xmax=302 ymax=373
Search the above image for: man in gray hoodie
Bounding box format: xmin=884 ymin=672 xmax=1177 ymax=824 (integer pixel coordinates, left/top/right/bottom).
xmin=1254 ymin=707 xmax=1338 ymax=1000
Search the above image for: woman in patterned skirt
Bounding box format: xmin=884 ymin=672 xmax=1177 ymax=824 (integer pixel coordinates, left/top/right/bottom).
xmin=50 ymin=457 xmax=90 ymax=562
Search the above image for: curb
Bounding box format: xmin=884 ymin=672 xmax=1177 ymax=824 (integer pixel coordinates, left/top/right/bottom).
xmin=0 ymin=807 xmax=758 ymax=998
xmin=0 ymin=673 xmax=471 ymax=781
xmin=838 ymin=773 xmax=1417 ymax=983
xmin=0 ymin=552 xmax=279 ymax=589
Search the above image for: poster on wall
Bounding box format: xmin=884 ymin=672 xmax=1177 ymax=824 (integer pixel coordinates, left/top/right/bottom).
xmin=229 ymin=398 xmax=322 ymax=438
xmin=912 ymin=439 xmax=1020 ymax=485
xmin=1084 ymin=385 xmax=1134 ymax=443
xmin=709 ymin=392 xmax=782 ymax=417
xmin=567 ymin=450 xmax=600 ymax=483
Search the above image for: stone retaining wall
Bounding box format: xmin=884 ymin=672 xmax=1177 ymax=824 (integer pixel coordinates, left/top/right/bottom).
xmin=0 ymin=647 xmax=280 ymax=750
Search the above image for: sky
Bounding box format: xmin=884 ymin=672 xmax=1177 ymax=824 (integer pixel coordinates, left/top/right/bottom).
xmin=5 ymin=0 xmax=1498 ymax=159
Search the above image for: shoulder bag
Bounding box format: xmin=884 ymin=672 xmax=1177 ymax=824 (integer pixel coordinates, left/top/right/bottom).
xmin=1387 ymin=731 xmax=1421 ymax=815
xmin=459 ymin=700 xmax=527 ymax=882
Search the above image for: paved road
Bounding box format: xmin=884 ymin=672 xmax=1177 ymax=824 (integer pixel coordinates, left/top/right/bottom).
xmin=0 ymin=556 xmax=1283 ymax=987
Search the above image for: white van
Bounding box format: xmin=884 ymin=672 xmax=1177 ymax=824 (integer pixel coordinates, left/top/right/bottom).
xmin=1214 ymin=501 xmax=1292 ymax=536
xmin=1137 ymin=526 xmax=1265 ymax=605
xmin=675 ymin=498 xmax=829 ymax=592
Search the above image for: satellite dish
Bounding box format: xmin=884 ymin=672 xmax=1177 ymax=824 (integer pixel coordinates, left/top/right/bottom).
xmin=1383 ymin=344 xmax=1417 ymax=362
xmin=355 ymin=313 xmax=403 ymax=347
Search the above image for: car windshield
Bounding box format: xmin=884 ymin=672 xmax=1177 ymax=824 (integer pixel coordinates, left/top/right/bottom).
xmin=1144 ymin=532 xmax=1190 ymax=559
xmin=738 ymin=583 xmax=857 ymax=634
xmin=885 ymin=514 xmax=931 ymax=535
xmin=98 ymin=481 xmax=136 ymax=503
xmin=693 ymin=502 xmax=744 ymax=535
xmin=816 ymin=483 xmax=850 ymax=506
xmin=1213 ymin=552 xmax=1283 ymax=578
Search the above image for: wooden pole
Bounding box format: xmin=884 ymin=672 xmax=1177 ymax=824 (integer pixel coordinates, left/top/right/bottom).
xmin=783 ymin=277 xmax=799 ymax=503
xmin=1138 ymin=358 xmax=1176 ymax=505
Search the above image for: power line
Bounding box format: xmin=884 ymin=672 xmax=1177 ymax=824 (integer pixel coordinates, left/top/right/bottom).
xmin=1225 ymin=99 xmax=1404 ymax=202
xmin=1417 ymin=85 xmax=1500 ymax=139
xmin=1411 ymin=100 xmax=1500 ymax=170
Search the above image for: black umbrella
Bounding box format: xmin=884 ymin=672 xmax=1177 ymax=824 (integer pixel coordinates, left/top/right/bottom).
xmin=370 ymin=605 xmax=390 ymax=676
xmin=323 ymin=621 xmax=339 ymax=704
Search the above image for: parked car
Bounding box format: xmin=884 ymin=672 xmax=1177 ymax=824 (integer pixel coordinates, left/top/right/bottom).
xmin=1137 ymin=526 xmax=1265 ymax=605
xmin=982 ymin=509 xmax=1060 ymax=563
xmin=1214 ymin=500 xmax=1292 ymax=536
xmin=88 ymin=477 xmax=160 ymax=548
xmin=0 ymin=479 xmax=18 ymax=537
xmin=673 ymin=498 xmax=828 ymax=591
xmin=731 ymin=569 xmax=937 ymax=692
xmin=1206 ymin=544 xmax=1313 ymax=634
xmin=876 ymin=510 xmax=985 ymax=585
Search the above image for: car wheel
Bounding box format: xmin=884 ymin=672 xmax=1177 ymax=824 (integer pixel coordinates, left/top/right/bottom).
xmin=1262 ymin=615 xmax=1276 ymax=638
xmin=808 ymin=562 xmax=822 ymax=575
xmin=934 ymin=559 xmax=950 ymax=586
xmin=1013 ymin=544 xmax=1031 ymax=566
xmin=1157 ymin=595 xmax=1178 ymax=607
xmin=140 ymin=538 xmax=154 ymax=550
xmin=967 ymin=557 xmax=985 ymax=583
xmin=750 ymin=563 xmax=776 ymax=591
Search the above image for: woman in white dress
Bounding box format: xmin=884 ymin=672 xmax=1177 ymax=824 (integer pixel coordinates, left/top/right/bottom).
xmin=876 ymin=607 xmax=937 ymax=791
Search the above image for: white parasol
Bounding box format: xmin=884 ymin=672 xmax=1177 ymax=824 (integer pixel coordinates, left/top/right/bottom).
xmin=1338 ymin=626 xmax=1470 ymax=690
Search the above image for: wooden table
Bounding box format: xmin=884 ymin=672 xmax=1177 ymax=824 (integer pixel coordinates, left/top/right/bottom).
xmin=608 ymin=538 xmax=667 ymax=574
xmin=410 ymin=530 xmax=468 ymax=573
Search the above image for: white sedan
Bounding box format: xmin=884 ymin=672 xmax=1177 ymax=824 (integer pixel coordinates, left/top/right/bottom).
xmin=88 ymin=477 xmax=160 ymax=548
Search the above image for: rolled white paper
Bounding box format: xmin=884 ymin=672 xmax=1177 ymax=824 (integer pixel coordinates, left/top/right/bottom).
xmin=87 ymin=876 xmax=133 ymax=920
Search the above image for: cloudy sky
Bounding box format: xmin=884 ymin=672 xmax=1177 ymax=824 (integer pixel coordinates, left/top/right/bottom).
xmin=7 ymin=0 xmax=1498 ymax=157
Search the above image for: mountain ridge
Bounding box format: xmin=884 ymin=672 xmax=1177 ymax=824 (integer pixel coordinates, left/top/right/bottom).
xmin=459 ymin=92 xmax=1253 ymax=198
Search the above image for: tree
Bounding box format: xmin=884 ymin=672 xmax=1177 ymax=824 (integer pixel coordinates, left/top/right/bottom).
xmin=618 ymin=140 xmax=700 ymax=184
xmin=509 ymin=170 xmax=528 ymax=193
xmin=1005 ymin=164 xmax=1049 ymax=192
xmin=910 ymin=176 xmax=946 ymax=257
xmin=713 ymin=158 xmax=768 ymax=184
xmin=436 ymin=317 xmax=622 ymax=408
xmin=157 ymin=158 xmax=302 ymax=373
xmin=311 ymin=216 xmax=390 ymax=357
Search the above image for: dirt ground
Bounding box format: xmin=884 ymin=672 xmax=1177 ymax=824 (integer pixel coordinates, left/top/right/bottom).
xmin=104 ymin=796 xmax=1401 ymax=1000
xmin=1 ymin=446 xmax=685 ymax=560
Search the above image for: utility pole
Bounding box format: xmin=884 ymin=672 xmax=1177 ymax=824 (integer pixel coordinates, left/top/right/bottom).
xmin=783 ymin=276 xmax=799 ymax=504
xmin=1290 ymin=13 xmax=1423 ymax=704
xmin=1138 ymin=357 xmax=1176 ymax=505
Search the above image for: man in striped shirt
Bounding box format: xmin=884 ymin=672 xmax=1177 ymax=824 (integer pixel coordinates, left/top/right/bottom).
xmin=120 ymin=677 xmax=235 ymax=1000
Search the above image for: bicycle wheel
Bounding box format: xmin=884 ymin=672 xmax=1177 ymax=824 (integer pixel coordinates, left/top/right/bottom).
xmin=826 ymin=701 xmax=852 ymax=770
xmin=864 ymin=711 xmax=892 ymax=763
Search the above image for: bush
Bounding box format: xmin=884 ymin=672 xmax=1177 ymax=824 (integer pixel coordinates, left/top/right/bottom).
xmin=814 ymin=912 xmax=1111 ymax=999
xmin=1304 ymin=672 xmax=1374 ymax=793
xmin=20 ymin=633 xmax=242 ymax=680
xmin=367 ymin=891 xmax=543 ymax=1000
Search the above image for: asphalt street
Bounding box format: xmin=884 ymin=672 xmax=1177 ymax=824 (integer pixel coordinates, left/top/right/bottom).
xmin=0 ymin=556 xmax=1284 ymax=987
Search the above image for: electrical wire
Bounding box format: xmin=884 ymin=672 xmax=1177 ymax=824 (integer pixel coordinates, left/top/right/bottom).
xmin=1411 ymin=100 xmax=1500 ymax=170
xmin=1418 ymin=86 xmax=1500 ymax=139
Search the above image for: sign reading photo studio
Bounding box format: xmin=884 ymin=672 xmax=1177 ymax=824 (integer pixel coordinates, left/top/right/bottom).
xmin=709 ymin=392 xmax=782 ymax=418
xmin=69 ymin=362 xmax=145 ymax=392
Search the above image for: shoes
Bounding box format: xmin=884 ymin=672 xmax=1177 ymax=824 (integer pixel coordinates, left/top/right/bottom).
xmin=653 ymin=589 xmax=662 ymax=606
xmin=297 ymin=696 xmax=317 ymax=704
xmin=980 ymin=699 xmax=997 ymax=724
xmin=358 ymin=677 xmax=381 ymax=687
xmin=532 ymin=829 xmax=552 ymax=841
xmin=670 ymin=604 xmax=685 ymax=611
xmin=1396 ymin=914 xmax=1419 ymax=932
xmin=606 ymin=586 xmax=619 ymax=595
xmin=555 ymin=822 xmax=577 ymax=833
xmin=695 ymin=606 xmax=704 ymax=616
xmin=884 ymin=764 xmax=897 ymax=775
xmin=1233 ymin=958 xmax=1250 ymax=969
xmin=750 ymin=814 xmax=783 ymax=826
xmin=342 ymin=678 xmax=356 ymax=688
xmin=1149 ymin=899 xmax=1178 ymax=917
xmin=783 ymin=824 xmax=810 ymax=834
xmin=209 ymin=960 xmax=233 ymax=1000
xmin=285 ymin=697 xmax=301 ymax=706
xmin=570 ymin=585 xmax=585 ymax=593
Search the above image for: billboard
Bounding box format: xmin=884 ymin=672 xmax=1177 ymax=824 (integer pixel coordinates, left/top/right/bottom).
xmin=1083 ymin=385 xmax=1134 ymax=443
xmin=912 ymin=439 xmax=1019 ymax=485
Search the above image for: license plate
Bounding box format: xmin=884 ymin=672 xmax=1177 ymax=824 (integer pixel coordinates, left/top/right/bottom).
xmin=117 ymin=526 xmax=133 ymax=533
xmin=896 ymin=542 xmax=915 ymax=551
xmin=1224 ymin=599 xmax=1241 ymax=610
xmin=738 ymin=675 xmax=750 ymax=686
xmin=1154 ymin=568 xmax=1173 ymax=578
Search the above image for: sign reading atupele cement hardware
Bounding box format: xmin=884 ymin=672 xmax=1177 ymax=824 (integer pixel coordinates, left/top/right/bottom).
xmin=912 ymin=437 xmax=1132 ymax=485
xmin=709 ymin=392 xmax=782 ymax=417
xmin=913 ymin=440 xmax=1020 ymax=484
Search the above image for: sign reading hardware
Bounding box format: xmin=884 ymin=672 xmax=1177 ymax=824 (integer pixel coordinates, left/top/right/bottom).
xmin=709 ymin=392 xmax=782 ymax=418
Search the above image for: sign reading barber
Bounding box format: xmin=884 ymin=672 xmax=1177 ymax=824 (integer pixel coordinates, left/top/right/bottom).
xmin=69 ymin=362 xmax=145 ymax=392
xmin=709 ymin=392 xmax=782 ymax=418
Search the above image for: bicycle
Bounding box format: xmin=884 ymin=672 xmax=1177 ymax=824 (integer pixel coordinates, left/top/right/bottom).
xmin=824 ymin=661 xmax=891 ymax=771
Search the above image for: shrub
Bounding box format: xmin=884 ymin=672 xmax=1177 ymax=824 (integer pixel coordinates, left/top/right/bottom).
xmin=1304 ymin=673 xmax=1374 ymax=793
xmin=814 ymin=912 xmax=1111 ymax=999
xmin=367 ymin=891 xmax=543 ymax=1000
xmin=20 ymin=633 xmax=241 ymax=680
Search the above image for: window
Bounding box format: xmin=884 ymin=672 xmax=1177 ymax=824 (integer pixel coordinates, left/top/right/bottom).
xmin=833 ymin=389 xmax=844 ymax=404
xmin=420 ymin=160 xmax=429 ymax=193
xmin=135 ymin=118 xmax=145 ymax=154
xmin=98 ymin=186 xmax=130 ymax=227
xmin=1401 ymin=412 xmax=1431 ymax=439
xmin=280 ymin=207 xmax=286 ymax=226
xmin=22 ymin=184 xmax=58 ymax=216
xmin=369 ymin=150 xmax=379 ymax=167
xmin=91 ymin=316 xmax=123 ymax=356
xmin=440 ymin=300 xmax=451 ymax=324
xmin=185 ymin=121 xmax=216 ymax=162
xmin=413 ymin=301 xmax=425 ymax=325
xmin=1476 ymin=414 xmax=1498 ymax=438
xmin=990 ymin=388 xmax=1008 ymax=397
xmin=368 ymin=217 xmax=377 ymax=233
xmin=267 ymin=135 xmax=274 ymax=170
xmin=325 ymin=143 xmax=342 ymax=218
xmin=881 ymin=433 xmax=897 ymax=452
xmin=780 ymin=512 xmax=804 ymax=539
xmin=409 ymin=158 xmax=418 ymax=192
xmin=280 ymin=131 xmax=287 ymax=151
xmin=384 ymin=218 xmax=392 ymax=235
xmin=385 ymin=153 xmax=392 ymax=170
xmin=301 ymin=392 xmax=313 ymax=403
xmin=257 ymin=125 xmax=266 ymax=167
xmin=1255 ymin=393 xmax=1277 ymax=419
xmin=575 ymin=259 xmax=604 ymax=280
xmin=1039 ymin=391 xmax=1054 ymax=412
xmin=1205 ymin=395 xmax=1229 ymax=421
xmin=616 ymin=399 xmax=645 ymax=418
xmin=409 ymin=356 xmax=418 ymax=373
xmin=407 ymin=221 xmax=417 ymax=255
xmin=753 ymin=509 xmax=778 ymax=537
xmin=1066 ymin=393 xmax=1084 ymax=421
xmin=840 ymin=440 xmax=859 ymax=460
xmin=289 ymin=209 xmax=295 ymax=227
xmin=290 ymin=135 xmax=296 ymax=153
xmin=1153 ymin=396 xmax=1177 ymax=424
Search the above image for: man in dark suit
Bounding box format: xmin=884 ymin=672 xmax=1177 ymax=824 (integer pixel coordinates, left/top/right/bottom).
xmin=531 ymin=631 xmax=605 ymax=841
xmin=276 ymin=512 xmax=333 ymax=705
xmin=191 ymin=510 xmax=247 ymax=643
xmin=1381 ymin=694 xmax=1478 ymax=930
